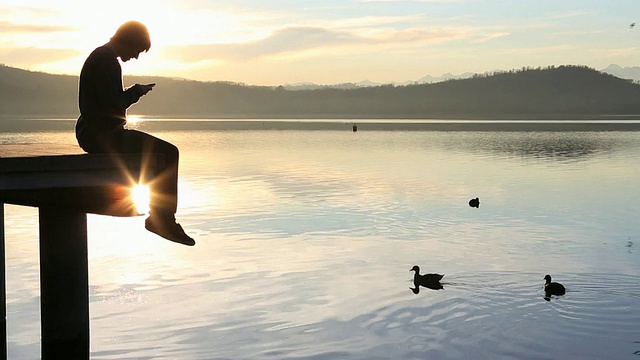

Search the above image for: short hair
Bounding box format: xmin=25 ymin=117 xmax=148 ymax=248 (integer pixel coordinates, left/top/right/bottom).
xmin=111 ymin=21 xmax=151 ymax=52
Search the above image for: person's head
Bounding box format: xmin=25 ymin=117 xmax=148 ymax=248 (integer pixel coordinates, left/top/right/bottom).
xmin=110 ymin=20 xmax=151 ymax=62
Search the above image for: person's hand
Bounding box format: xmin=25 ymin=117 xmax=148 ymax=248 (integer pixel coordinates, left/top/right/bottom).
xmin=134 ymin=83 xmax=155 ymax=97
xmin=141 ymin=83 xmax=155 ymax=95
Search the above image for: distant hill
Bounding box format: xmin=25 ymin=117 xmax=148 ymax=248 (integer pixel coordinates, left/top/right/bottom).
xmin=415 ymin=71 xmax=476 ymax=84
xmin=2 ymin=64 xmax=640 ymax=119
xmin=281 ymin=71 xmax=475 ymax=89
xmin=601 ymin=64 xmax=640 ymax=82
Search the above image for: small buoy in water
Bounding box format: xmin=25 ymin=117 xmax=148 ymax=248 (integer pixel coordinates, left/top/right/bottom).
xmin=469 ymin=197 xmax=479 ymax=208
xmin=352 ymin=123 xmax=357 ymax=132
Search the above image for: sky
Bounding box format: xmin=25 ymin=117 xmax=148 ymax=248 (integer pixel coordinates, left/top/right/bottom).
xmin=1 ymin=0 xmax=640 ymax=86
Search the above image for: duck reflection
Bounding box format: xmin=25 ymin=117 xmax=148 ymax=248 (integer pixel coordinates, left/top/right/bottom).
xmin=410 ymin=281 xmax=444 ymax=294
xmin=410 ymin=265 xmax=445 ymax=293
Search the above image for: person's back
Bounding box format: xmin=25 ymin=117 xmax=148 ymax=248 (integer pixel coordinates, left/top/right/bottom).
xmin=76 ymin=45 xmax=128 ymax=148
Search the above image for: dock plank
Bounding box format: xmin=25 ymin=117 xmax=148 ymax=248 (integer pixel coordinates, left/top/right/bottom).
xmin=0 ymin=146 xmax=164 ymax=217
xmin=0 ymin=143 xmax=84 ymax=157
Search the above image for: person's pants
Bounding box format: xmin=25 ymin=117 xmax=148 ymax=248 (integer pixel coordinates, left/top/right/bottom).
xmin=78 ymin=129 xmax=179 ymax=215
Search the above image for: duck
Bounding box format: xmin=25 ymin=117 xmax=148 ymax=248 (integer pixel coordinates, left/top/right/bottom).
xmin=410 ymin=265 xmax=444 ymax=285
xmin=468 ymin=197 xmax=480 ymax=208
xmin=543 ymin=274 xmax=566 ymax=296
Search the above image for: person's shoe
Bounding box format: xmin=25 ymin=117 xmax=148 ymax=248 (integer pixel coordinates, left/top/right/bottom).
xmin=145 ymin=215 xmax=196 ymax=246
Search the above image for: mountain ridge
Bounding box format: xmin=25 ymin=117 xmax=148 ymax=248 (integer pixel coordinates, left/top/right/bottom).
xmin=2 ymin=64 xmax=640 ymax=119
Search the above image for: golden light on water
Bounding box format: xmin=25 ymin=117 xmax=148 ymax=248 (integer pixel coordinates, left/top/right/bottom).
xmin=131 ymin=184 xmax=151 ymax=215
xmin=127 ymin=115 xmax=143 ymax=125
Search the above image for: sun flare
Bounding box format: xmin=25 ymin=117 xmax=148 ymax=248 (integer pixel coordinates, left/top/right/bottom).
xmin=127 ymin=115 xmax=143 ymax=124
xmin=131 ymin=184 xmax=151 ymax=215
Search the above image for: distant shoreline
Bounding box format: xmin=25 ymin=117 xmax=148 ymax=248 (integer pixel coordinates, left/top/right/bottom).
xmin=2 ymin=118 xmax=640 ymax=132
xmin=4 ymin=112 xmax=640 ymax=121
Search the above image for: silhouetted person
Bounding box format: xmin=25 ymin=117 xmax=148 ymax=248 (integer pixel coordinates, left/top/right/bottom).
xmin=75 ymin=20 xmax=195 ymax=246
xmin=352 ymin=123 xmax=357 ymax=132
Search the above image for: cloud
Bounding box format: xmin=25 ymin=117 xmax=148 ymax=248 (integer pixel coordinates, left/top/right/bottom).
xmin=473 ymin=32 xmax=510 ymax=43
xmin=589 ymin=47 xmax=638 ymax=58
xmin=165 ymin=27 xmax=354 ymax=62
xmin=0 ymin=21 xmax=75 ymax=33
xmin=356 ymin=0 xmax=473 ymax=2
xmin=0 ymin=5 xmax=62 ymax=18
xmin=0 ymin=47 xmax=80 ymax=66
xmin=545 ymin=11 xmax=590 ymax=20
xmin=328 ymin=15 xmax=427 ymax=29
xmin=165 ymin=24 xmax=484 ymax=64
xmin=498 ymin=45 xmax=575 ymax=56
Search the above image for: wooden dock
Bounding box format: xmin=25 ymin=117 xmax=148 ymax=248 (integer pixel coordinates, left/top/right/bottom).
xmin=0 ymin=144 xmax=162 ymax=359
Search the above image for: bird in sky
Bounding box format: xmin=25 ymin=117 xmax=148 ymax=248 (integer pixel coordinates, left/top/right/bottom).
xmin=630 ymin=22 xmax=636 ymax=31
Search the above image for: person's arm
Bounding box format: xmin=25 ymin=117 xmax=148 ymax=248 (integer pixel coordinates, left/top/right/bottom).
xmin=91 ymin=55 xmax=150 ymax=113
xmin=122 ymin=83 xmax=154 ymax=108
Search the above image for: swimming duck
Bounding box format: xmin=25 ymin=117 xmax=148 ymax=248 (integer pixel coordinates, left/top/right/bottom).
xmin=469 ymin=197 xmax=480 ymax=208
xmin=410 ymin=265 xmax=444 ymax=284
xmin=543 ymin=274 xmax=566 ymax=296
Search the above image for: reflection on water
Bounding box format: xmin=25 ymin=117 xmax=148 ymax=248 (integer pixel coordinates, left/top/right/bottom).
xmin=2 ymin=128 xmax=640 ymax=359
xmin=410 ymin=281 xmax=444 ymax=293
xmin=437 ymin=131 xmax=636 ymax=162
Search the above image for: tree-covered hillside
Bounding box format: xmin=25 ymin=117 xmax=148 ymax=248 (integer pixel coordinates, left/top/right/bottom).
xmin=2 ymin=64 xmax=640 ymax=118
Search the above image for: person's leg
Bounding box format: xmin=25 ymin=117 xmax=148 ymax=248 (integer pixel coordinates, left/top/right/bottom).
xmin=113 ymin=129 xmax=179 ymax=215
xmin=111 ymin=129 xmax=194 ymax=246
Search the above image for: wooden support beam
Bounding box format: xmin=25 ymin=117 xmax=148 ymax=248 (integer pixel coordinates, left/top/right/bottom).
xmin=0 ymin=151 xmax=163 ymax=358
xmin=0 ymin=203 xmax=5 ymax=359
xmin=39 ymin=207 xmax=89 ymax=359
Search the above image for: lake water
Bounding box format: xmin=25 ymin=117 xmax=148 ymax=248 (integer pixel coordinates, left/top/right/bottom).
xmin=2 ymin=123 xmax=640 ymax=359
